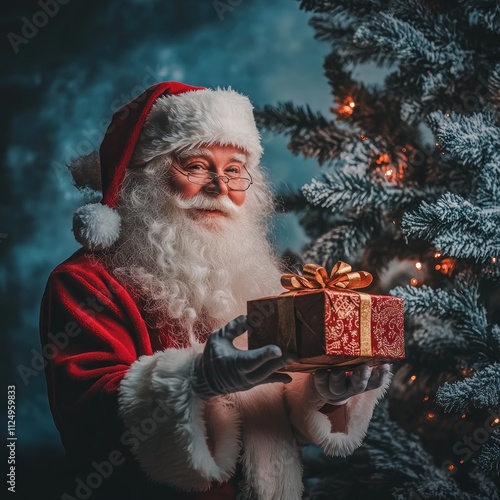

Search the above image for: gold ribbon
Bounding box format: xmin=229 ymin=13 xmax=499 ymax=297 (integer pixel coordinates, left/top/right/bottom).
xmin=279 ymin=262 xmax=374 ymax=359
xmin=281 ymin=261 xmax=373 ymax=292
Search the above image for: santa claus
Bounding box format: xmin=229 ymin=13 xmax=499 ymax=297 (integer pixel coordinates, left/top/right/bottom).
xmin=40 ymin=82 xmax=391 ymax=500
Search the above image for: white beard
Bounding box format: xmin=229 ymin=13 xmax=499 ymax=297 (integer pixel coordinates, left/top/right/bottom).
xmin=103 ymin=158 xmax=283 ymax=347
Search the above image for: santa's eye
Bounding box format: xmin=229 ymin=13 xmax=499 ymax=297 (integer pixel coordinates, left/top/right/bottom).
xmin=225 ymin=166 xmax=241 ymax=176
xmin=185 ymin=163 xmax=205 ymax=171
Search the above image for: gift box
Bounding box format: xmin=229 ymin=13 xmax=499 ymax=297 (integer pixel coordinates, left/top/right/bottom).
xmin=247 ymin=262 xmax=405 ymax=372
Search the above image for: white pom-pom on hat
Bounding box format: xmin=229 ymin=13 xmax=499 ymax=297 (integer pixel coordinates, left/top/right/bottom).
xmin=73 ymin=203 xmax=121 ymax=251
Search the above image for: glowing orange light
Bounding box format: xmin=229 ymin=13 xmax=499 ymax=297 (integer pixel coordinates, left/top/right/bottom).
xmin=410 ymin=278 xmax=418 ymax=286
xmin=410 ymin=375 xmax=417 ymax=382
xmin=439 ymin=258 xmax=456 ymax=276
xmin=415 ymin=262 xmax=422 ymax=270
xmin=447 ymin=464 xmax=455 ymax=472
xmin=492 ymin=257 xmax=497 ymax=264
xmin=435 ymin=264 xmax=441 ymax=271
xmin=459 ymin=460 xmax=464 ymax=464
xmin=491 ymin=418 xmax=500 ymax=427
xmin=360 ymin=135 xmax=367 ymax=140
xmin=461 ymin=413 xmax=467 ymax=419
xmin=427 ymin=412 xmax=436 ymax=420
xmin=392 ymin=220 xmax=397 ymax=225
xmin=349 ymin=100 xmax=355 ymax=108
xmin=385 ymin=169 xmax=394 ymax=177
xmin=402 ymin=147 xmax=407 ymax=152
xmin=434 ymin=251 xmax=442 ymax=258
xmin=375 ymin=153 xmax=391 ymax=165
xmin=340 ymin=105 xmax=354 ymax=116
xmin=423 ymin=396 xmax=429 ymax=402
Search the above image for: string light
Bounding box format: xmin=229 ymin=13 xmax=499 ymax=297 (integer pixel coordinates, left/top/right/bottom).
xmin=423 ymin=396 xmax=430 ymax=402
xmin=385 ymin=168 xmax=394 ymax=177
xmin=336 ymin=96 xmax=356 ymax=116
xmin=459 ymin=460 xmax=464 ymax=464
xmin=415 ymin=262 xmax=422 ymax=270
xmin=359 ymin=134 xmax=367 ymax=140
xmin=410 ymin=374 xmax=417 ymax=382
xmin=447 ymin=464 xmax=455 ymax=472
xmin=434 ymin=251 xmax=442 ymax=258
xmin=410 ymin=278 xmax=419 ymax=286
xmin=375 ymin=153 xmax=391 ymax=165
xmin=491 ymin=418 xmax=500 ymax=427
xmin=492 ymin=257 xmax=497 ymax=264
xmin=460 ymin=366 xmax=474 ymax=377
xmin=461 ymin=413 xmax=467 ymax=419
xmin=438 ymin=258 xmax=456 ymax=276
xmin=427 ymin=412 xmax=436 ymax=420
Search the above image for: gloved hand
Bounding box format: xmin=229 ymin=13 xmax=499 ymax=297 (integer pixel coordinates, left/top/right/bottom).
xmin=310 ymin=363 xmax=391 ymax=406
xmin=192 ymin=315 xmax=295 ymax=398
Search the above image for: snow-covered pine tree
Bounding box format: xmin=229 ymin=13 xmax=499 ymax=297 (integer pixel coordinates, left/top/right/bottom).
xmin=257 ymin=0 xmax=500 ymax=497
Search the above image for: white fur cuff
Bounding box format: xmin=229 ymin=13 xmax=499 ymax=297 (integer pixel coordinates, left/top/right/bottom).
xmin=118 ymin=347 xmax=242 ymax=491
xmin=285 ymin=371 xmax=392 ymax=457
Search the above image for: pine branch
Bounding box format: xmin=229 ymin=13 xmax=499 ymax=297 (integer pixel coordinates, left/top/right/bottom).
xmin=255 ymin=103 xmax=329 ymax=135
xmin=401 ymin=193 xmax=500 ymax=261
xmin=353 ymin=12 xmax=473 ymax=87
xmin=302 ymin=220 xmax=374 ymax=266
xmin=288 ymin=124 xmax=351 ymax=164
xmin=391 ymin=275 xmax=489 ymax=349
xmin=364 ymin=402 xmax=492 ymax=499
xmin=436 ymin=362 xmax=500 ymax=411
xmin=428 ymin=110 xmax=500 ymax=168
xmin=303 ymin=169 xmax=432 ymax=218
xmin=299 ymin=0 xmax=387 ymax=17
xmin=463 ymin=1 xmax=500 ymax=33
xmin=477 ymin=429 xmax=500 ymax=478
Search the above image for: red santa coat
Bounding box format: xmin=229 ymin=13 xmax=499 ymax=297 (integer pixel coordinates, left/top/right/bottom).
xmin=40 ymin=249 xmax=390 ymax=500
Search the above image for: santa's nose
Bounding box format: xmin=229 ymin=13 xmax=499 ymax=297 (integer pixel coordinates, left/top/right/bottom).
xmin=204 ymin=176 xmax=229 ymax=196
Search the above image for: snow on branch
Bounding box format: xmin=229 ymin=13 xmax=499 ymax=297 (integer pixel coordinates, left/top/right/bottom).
xmin=391 ymin=275 xmax=488 ymax=347
xmin=401 ymin=193 xmax=500 ymax=261
xmin=428 ymin=110 xmax=500 ymax=167
xmin=303 ymin=170 xmax=409 ymax=215
xmin=436 ymin=362 xmax=500 ymax=412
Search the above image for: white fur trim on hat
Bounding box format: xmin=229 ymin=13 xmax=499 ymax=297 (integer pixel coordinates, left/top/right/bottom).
xmin=133 ymin=88 xmax=263 ymax=168
xmin=73 ymin=203 xmax=121 ymax=251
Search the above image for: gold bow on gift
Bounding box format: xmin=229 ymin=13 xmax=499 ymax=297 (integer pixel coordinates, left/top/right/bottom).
xmin=281 ymin=261 xmax=373 ymax=292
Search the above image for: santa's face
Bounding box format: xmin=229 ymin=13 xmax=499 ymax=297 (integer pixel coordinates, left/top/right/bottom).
xmin=168 ymin=144 xmax=248 ymax=221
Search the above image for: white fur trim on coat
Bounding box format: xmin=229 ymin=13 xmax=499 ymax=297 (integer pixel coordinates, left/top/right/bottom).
xmin=285 ymin=370 xmax=392 ymax=457
xmin=118 ymin=347 xmax=242 ymax=491
xmin=234 ymin=383 xmax=304 ymax=500
xmin=134 ymin=88 xmax=263 ymax=168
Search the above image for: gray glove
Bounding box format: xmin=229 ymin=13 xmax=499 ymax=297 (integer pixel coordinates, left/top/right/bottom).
xmin=311 ymin=363 xmax=391 ymax=405
xmin=192 ymin=315 xmax=295 ymax=398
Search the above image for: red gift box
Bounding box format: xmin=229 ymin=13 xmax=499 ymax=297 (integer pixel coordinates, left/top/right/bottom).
xmin=247 ymin=262 xmax=405 ymax=372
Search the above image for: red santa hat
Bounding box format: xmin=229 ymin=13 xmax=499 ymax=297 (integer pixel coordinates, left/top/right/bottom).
xmin=73 ymin=81 xmax=264 ymax=250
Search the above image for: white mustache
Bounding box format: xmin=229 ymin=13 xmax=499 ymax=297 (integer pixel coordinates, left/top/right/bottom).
xmin=172 ymin=193 xmax=241 ymax=217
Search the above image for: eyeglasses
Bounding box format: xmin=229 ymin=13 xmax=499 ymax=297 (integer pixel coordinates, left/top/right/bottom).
xmin=171 ymin=164 xmax=253 ymax=192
